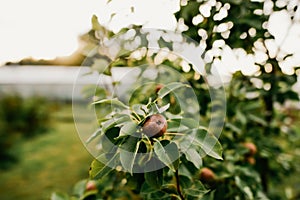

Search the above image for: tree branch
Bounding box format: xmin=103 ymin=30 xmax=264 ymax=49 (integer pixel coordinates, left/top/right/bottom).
xmin=175 ymin=169 xmax=185 ymax=200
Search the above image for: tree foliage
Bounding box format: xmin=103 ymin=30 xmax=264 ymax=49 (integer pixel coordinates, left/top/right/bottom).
xmin=53 ymin=0 xmax=300 ymax=199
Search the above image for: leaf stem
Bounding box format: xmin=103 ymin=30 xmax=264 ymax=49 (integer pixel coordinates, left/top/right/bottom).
xmin=175 ymin=169 xmax=185 ymax=200
xmin=164 ymin=132 xmax=185 ymax=136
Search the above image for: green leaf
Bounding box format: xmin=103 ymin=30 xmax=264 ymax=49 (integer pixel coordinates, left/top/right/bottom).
xmin=182 ymin=118 xmax=201 ymax=129
xmin=178 ymin=138 xmax=205 ymax=166
xmin=89 ymin=153 xmax=119 ymax=179
xmin=167 ymin=120 xmax=189 ymax=133
xmin=147 ymin=191 xmax=174 ymax=199
xmin=101 ymin=127 xmax=120 ymax=153
xmin=226 ymin=0 xmax=242 ymax=5
xmin=234 ymin=176 xmax=254 ymax=199
xmin=184 ymin=148 xmax=202 ymax=169
xmin=149 ymin=103 xmax=170 ymax=114
xmin=248 ymin=114 xmax=267 ymax=126
xmin=171 ymin=118 xmax=199 ymax=129
xmin=157 ymin=82 xmax=190 ymax=99
xmin=119 ymin=121 xmax=139 ymax=137
xmin=91 ymin=14 xmax=110 ymax=40
xmin=141 ymin=184 xmax=179 ymax=199
xmin=175 ymin=175 xmax=209 ymax=199
xmin=101 ymin=114 xmax=131 ymax=133
xmin=120 ymin=137 xmax=140 ymax=174
xmin=93 ymin=104 xmax=113 ymax=121
xmin=225 ymin=123 xmax=242 ymax=135
xmin=91 ymin=58 xmax=111 ymax=75
xmin=50 ymin=192 xmax=69 ymax=200
xmin=81 ymin=85 xmax=106 ymax=100
xmin=238 ymin=18 xmax=262 ymax=30
xmin=92 ymin=98 xmax=129 ymax=110
xmin=189 ymin=129 xmax=223 ymax=160
xmin=176 ymin=1 xmax=200 ymax=22
xmin=178 ymin=175 xmax=193 ymax=189
xmin=161 ymin=184 xmax=178 ymax=194
xmin=158 ymin=36 xmax=173 ymax=50
xmin=72 ymin=179 xmax=87 ymax=197
xmin=86 ymin=128 xmax=102 ymax=144
xmin=126 ymin=173 xmax=145 ymax=191
xmin=158 ymin=103 xmax=170 ymax=113
xmin=91 ymin=15 xmax=103 ymax=31
xmin=243 ymin=102 xmax=261 ymax=111
xmin=81 ymin=190 xmax=98 ymax=199
xmin=144 ymin=169 xmax=163 ymax=189
xmin=236 ymin=110 xmax=247 ymax=125
xmin=153 ymin=140 xmax=180 ymax=172
xmin=116 ymin=48 xmax=134 ymax=60
xmin=132 ymin=104 xmax=148 ymax=116
xmin=141 ymin=182 xmax=159 ymax=194
xmin=183 ymin=180 xmax=209 ymax=198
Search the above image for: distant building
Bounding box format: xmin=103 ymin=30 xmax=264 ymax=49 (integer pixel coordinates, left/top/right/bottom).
xmin=0 ymin=66 xmax=108 ymax=102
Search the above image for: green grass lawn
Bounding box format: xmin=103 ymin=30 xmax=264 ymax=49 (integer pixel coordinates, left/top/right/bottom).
xmin=0 ymin=103 xmax=94 ymax=200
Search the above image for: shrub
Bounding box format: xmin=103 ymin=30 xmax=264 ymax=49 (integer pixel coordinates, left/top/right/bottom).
xmin=0 ymin=94 xmax=51 ymax=168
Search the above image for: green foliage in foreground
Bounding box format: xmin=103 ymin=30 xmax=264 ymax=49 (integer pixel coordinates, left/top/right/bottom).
xmin=53 ymin=0 xmax=300 ymax=199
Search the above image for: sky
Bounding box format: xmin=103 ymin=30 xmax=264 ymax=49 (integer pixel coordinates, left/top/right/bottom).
xmin=0 ymin=0 xmax=300 ymax=91
xmin=0 ymin=0 xmax=179 ymax=65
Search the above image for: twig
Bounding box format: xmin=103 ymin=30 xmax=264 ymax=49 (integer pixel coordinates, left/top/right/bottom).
xmin=175 ymin=169 xmax=185 ymax=200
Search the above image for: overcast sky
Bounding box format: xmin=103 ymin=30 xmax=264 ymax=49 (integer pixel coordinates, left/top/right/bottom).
xmin=0 ymin=0 xmax=179 ymax=65
xmin=0 ymin=0 xmax=300 ymax=77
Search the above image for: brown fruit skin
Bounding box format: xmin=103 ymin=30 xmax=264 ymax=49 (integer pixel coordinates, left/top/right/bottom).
xmin=199 ymin=167 xmax=216 ymax=183
xmin=86 ymin=180 xmax=97 ymax=191
xmin=142 ymin=114 xmax=167 ymax=138
xmin=243 ymin=142 xmax=257 ymax=156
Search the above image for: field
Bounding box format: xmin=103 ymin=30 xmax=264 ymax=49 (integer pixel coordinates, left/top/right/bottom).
xmin=0 ymin=104 xmax=93 ymax=200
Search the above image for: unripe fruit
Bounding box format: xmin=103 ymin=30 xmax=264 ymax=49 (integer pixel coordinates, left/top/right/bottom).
xmin=142 ymin=114 xmax=167 ymax=138
xmin=85 ymin=180 xmax=97 ymax=191
xmin=243 ymin=142 xmax=257 ymax=156
xmin=155 ymin=84 xmax=164 ymax=93
xmin=246 ymin=156 xmax=256 ymax=165
xmin=199 ymin=167 xmax=216 ymax=183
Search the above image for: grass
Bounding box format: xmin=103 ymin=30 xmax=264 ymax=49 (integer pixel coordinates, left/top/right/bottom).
xmin=0 ymin=103 xmax=94 ymax=200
